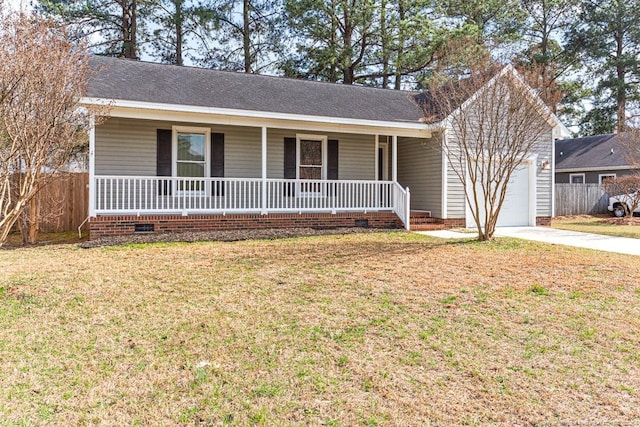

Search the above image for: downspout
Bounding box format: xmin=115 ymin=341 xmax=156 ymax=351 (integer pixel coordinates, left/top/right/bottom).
xmin=88 ymin=117 xmax=96 ymax=219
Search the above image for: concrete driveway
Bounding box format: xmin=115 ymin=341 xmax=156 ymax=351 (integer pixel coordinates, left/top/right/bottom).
xmin=419 ymin=227 xmax=640 ymax=256
xmin=493 ymin=227 xmax=640 ymax=256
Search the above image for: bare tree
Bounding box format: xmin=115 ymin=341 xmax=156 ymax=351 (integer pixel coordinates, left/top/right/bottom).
xmin=426 ymin=60 xmax=553 ymax=241
xmin=618 ymin=124 xmax=640 ymax=170
xmin=0 ymin=13 xmax=100 ymax=246
xmin=602 ymin=174 xmax=640 ymax=218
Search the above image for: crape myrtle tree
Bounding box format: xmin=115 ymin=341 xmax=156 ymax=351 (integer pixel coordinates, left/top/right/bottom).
xmin=426 ymin=57 xmax=552 ymax=241
xmin=609 ymin=126 xmax=640 ymax=218
xmin=602 ymin=174 xmax=640 ymax=218
xmin=0 ymin=12 xmax=101 ymax=246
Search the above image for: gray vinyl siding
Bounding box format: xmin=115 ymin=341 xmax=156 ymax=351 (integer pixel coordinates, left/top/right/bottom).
xmin=266 ymin=129 xmax=376 ymax=180
xmin=96 ymin=117 xmax=376 ymax=180
xmin=555 ymin=169 xmax=637 ymax=184
xmin=95 ymin=117 xmax=158 ymax=176
xmin=445 ymin=134 xmax=466 ymax=218
xmin=397 ymin=136 xmax=442 ymax=217
xmin=445 ymin=123 xmax=556 ymax=219
xmin=536 ymin=129 xmax=553 ymax=217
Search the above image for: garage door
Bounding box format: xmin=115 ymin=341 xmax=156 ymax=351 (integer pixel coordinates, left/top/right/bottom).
xmin=467 ymin=164 xmax=531 ymax=228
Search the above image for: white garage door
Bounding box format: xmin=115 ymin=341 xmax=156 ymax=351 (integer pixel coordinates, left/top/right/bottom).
xmin=467 ymin=164 xmax=532 ymax=228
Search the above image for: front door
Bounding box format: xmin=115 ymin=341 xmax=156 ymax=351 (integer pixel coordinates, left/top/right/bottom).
xmin=378 ymin=141 xmax=388 ymax=181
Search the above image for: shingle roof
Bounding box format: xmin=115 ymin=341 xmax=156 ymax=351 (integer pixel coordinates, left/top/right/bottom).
xmin=555 ymin=134 xmax=632 ymax=170
xmin=87 ymin=56 xmax=427 ymax=124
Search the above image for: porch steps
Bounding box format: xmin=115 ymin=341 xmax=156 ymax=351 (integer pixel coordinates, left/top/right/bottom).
xmin=409 ymin=211 xmax=445 ymax=231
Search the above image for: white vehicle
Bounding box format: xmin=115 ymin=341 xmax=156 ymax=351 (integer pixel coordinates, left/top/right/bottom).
xmin=608 ymin=192 xmax=640 ymax=217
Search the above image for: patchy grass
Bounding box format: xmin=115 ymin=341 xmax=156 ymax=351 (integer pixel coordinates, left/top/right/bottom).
xmin=1 ymin=232 xmax=639 ymax=425
xmin=2 ymin=231 xmax=85 ymax=248
xmin=552 ymin=215 xmax=640 ymax=239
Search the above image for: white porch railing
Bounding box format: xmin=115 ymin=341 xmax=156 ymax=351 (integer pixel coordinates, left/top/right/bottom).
xmin=94 ymin=176 xmax=410 ymax=227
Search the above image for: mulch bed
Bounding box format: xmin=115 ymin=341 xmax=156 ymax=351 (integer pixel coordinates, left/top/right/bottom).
xmin=79 ymin=227 xmax=403 ymax=248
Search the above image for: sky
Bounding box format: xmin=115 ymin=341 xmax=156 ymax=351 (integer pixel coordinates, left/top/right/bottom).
xmin=2 ymin=0 xmax=32 ymax=12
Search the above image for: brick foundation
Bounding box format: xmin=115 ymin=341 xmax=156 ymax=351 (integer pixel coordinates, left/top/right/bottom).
xmin=536 ymin=216 xmax=552 ymax=226
xmin=436 ymin=216 xmax=553 ymax=228
xmin=440 ymin=218 xmax=466 ymax=228
xmin=89 ymin=212 xmax=403 ymax=239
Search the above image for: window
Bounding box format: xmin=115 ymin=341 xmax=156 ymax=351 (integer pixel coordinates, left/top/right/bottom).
xmin=599 ymin=174 xmax=616 ymax=185
xmin=297 ymin=135 xmax=327 ymax=193
xmin=569 ymin=173 xmax=585 ymax=184
xmin=299 ymin=139 xmax=323 ymax=180
xmin=173 ymin=126 xmax=210 ymax=192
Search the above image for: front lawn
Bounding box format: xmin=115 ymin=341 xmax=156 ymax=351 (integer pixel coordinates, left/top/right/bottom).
xmin=552 ymin=215 xmax=640 ymax=239
xmin=1 ymin=232 xmax=639 ymax=425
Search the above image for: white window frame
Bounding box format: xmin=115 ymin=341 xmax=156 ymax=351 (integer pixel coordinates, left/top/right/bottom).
xmin=599 ymin=173 xmax=616 ymax=185
xmin=172 ymin=125 xmax=211 ymax=194
xmin=296 ymin=134 xmax=327 ymax=195
xmin=569 ymin=173 xmax=585 ymax=184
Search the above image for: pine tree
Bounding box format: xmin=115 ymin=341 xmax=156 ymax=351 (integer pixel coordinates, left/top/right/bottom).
xmin=569 ymin=0 xmax=640 ymax=133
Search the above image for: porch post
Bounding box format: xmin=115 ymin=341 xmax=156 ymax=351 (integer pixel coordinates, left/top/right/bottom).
xmin=88 ymin=117 xmax=96 ymax=217
xmin=392 ymin=135 xmax=398 ymax=182
xmin=261 ymin=126 xmax=267 ymax=214
xmin=374 ymin=134 xmax=379 ymax=180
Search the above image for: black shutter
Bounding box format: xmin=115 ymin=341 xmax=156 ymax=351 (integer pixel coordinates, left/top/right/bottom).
xmin=284 ymin=137 xmax=296 ymax=196
xmin=157 ymin=129 xmax=172 ymax=195
xmin=327 ymin=139 xmax=338 ymax=196
xmin=327 ymin=139 xmax=339 ymax=180
xmin=211 ymin=133 xmax=225 ymax=196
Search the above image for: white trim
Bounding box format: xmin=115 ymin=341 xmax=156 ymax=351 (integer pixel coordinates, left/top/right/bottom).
xmin=81 ymin=97 xmax=434 ymax=133
xmin=392 ymin=135 xmax=398 ymax=182
xmin=172 ymin=126 xmax=211 ymax=196
xmin=374 ymin=135 xmax=379 ymax=181
xmin=529 ymin=156 xmax=537 ymax=226
xmin=557 ymin=165 xmax=635 ymax=173
xmin=296 ymin=134 xmax=328 ymax=183
xmin=599 ymin=173 xmax=616 ymax=185
xmin=569 ymin=173 xmax=585 ymax=184
xmin=261 ymin=126 xmax=267 ymax=214
xmin=441 ymin=66 xmax=571 ymax=139
xmin=551 ymin=137 xmax=556 ymax=218
xmin=88 ymin=118 xmax=96 ymax=217
xmin=441 ymin=131 xmax=448 ymax=219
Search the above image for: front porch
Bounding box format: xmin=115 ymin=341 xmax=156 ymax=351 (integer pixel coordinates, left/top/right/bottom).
xmin=91 ymin=176 xmax=410 ymax=237
xmin=87 ymin=117 xmax=429 ymax=238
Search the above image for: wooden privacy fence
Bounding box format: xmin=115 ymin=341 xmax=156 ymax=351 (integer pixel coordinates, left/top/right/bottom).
xmin=555 ymin=183 xmax=609 ymax=216
xmin=33 ymin=173 xmax=89 ymax=232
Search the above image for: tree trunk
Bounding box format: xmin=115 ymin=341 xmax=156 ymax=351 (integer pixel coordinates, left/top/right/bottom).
xmin=380 ymin=0 xmax=389 ymax=89
xmin=176 ymin=0 xmax=184 ymax=66
xmin=243 ymin=0 xmax=252 ymax=73
xmin=394 ymin=1 xmax=406 ymax=90
xmin=122 ymin=0 xmax=138 ymax=59
xmin=341 ymin=4 xmax=353 ymax=84
xmin=328 ymin=0 xmax=337 ymax=82
xmin=616 ymin=35 xmax=626 ymax=133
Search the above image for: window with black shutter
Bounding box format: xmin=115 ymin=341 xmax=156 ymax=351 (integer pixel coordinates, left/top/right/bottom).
xmin=283 ymin=135 xmax=339 ymax=195
xmin=157 ymin=129 xmax=172 ymax=195
xmin=211 ymin=133 xmax=224 ymax=196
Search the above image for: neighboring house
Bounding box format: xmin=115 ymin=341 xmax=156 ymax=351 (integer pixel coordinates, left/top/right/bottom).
xmin=555 ymin=134 xmax=639 ymax=185
xmin=82 ymin=56 xmax=569 ymax=238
